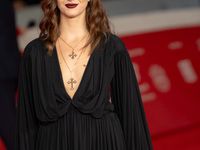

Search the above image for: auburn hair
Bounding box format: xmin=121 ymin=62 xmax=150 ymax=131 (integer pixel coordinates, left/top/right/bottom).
xmin=39 ymin=0 xmax=111 ymax=56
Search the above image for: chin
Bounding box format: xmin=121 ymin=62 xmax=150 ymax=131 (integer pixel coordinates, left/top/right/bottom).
xmin=65 ymin=13 xmax=77 ymax=18
xmin=64 ymin=11 xmax=85 ymax=19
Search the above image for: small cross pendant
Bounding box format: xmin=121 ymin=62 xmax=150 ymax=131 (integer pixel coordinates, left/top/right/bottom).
xmin=69 ymin=51 xmax=77 ymax=59
xmin=67 ymin=77 xmax=77 ymax=90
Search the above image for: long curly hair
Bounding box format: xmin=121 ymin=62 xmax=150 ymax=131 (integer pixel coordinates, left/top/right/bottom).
xmin=39 ymin=0 xmax=111 ymax=56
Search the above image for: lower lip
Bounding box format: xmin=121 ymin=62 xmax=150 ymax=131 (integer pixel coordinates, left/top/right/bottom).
xmin=65 ymin=4 xmax=78 ymax=8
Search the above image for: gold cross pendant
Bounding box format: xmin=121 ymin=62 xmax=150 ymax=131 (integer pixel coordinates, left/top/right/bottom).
xmin=67 ymin=77 xmax=77 ymax=90
xmin=69 ymin=51 xmax=77 ymax=59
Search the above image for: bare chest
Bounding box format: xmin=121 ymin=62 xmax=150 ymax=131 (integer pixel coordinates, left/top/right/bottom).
xmin=56 ymin=42 xmax=91 ymax=99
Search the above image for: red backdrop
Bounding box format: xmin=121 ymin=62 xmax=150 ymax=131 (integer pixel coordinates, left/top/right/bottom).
xmin=120 ymin=26 xmax=200 ymax=137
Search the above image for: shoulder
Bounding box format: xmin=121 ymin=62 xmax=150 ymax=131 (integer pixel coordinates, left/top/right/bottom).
xmin=106 ymin=33 xmax=128 ymax=57
xmin=22 ymin=36 xmax=47 ymax=59
xmin=108 ymin=33 xmax=127 ymax=53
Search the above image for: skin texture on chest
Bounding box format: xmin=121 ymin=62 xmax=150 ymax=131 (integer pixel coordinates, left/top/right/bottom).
xmin=55 ymin=40 xmax=91 ymax=100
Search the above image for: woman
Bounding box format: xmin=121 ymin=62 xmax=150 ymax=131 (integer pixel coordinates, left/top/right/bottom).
xmin=15 ymin=0 xmax=153 ymax=149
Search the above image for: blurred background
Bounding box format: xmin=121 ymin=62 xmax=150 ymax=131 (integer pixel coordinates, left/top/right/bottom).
xmin=1 ymin=0 xmax=200 ymax=149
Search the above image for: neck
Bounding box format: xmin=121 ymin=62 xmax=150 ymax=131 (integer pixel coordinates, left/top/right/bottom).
xmin=59 ymin=11 xmax=88 ymax=42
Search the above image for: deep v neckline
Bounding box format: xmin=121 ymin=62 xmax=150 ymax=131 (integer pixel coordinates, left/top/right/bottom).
xmin=54 ymin=46 xmax=93 ymax=100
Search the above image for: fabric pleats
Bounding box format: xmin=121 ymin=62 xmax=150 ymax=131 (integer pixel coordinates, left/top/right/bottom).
xmin=14 ymin=34 xmax=153 ymax=150
xmin=35 ymin=105 xmax=126 ymax=150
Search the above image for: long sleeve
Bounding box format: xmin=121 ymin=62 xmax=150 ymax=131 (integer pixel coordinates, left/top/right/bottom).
xmin=14 ymin=44 xmax=39 ymax=150
xmin=110 ymin=38 xmax=153 ymax=150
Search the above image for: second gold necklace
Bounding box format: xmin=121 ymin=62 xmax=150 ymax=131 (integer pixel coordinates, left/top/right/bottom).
xmin=58 ymin=38 xmax=84 ymax=90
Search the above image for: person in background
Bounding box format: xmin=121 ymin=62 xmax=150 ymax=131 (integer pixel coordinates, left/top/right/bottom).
xmin=13 ymin=0 xmax=41 ymax=6
xmin=0 ymin=0 xmax=21 ymax=150
xmin=24 ymin=0 xmax=41 ymax=4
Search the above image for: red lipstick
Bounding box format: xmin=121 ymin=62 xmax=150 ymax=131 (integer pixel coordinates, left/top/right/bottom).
xmin=65 ymin=4 xmax=78 ymax=8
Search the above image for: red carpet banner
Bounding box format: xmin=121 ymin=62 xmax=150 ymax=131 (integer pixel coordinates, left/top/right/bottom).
xmin=121 ymin=26 xmax=200 ymax=137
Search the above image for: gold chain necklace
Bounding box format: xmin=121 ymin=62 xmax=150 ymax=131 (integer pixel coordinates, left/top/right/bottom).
xmin=59 ymin=33 xmax=89 ymax=59
xmin=58 ymin=38 xmax=84 ymax=90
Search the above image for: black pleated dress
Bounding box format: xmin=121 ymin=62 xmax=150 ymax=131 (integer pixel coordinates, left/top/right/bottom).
xmin=14 ymin=34 xmax=153 ymax=150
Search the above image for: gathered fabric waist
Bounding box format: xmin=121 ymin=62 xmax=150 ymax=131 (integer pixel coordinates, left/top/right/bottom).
xmin=36 ymin=104 xmax=126 ymax=150
xmin=39 ymin=101 xmax=115 ymax=125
